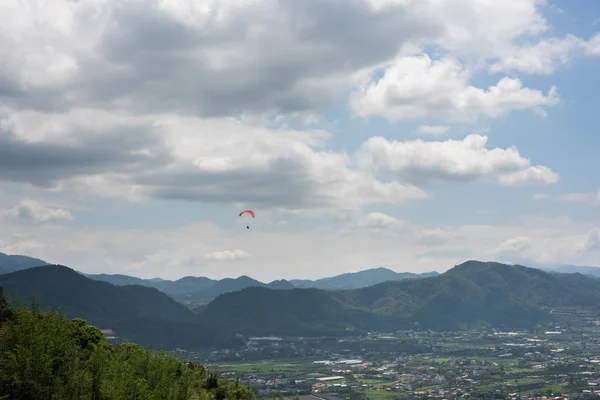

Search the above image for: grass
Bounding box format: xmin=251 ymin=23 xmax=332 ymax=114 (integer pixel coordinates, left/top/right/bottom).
xmin=363 ymin=389 xmax=408 ymax=399
xmin=218 ymin=359 xmax=327 ymax=375
xmin=520 ymin=383 xmax=565 ymax=396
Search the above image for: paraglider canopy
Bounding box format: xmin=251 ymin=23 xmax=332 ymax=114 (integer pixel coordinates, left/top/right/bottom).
xmin=239 ymin=209 xmax=255 ymax=218
xmin=239 ymin=209 xmax=255 ymax=229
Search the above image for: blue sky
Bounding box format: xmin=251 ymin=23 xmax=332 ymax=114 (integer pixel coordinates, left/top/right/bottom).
xmin=0 ymin=0 xmax=599 ymax=281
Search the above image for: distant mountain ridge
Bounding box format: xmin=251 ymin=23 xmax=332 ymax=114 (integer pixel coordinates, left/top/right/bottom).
xmin=290 ymin=267 xmax=439 ymax=290
xmin=84 ymin=273 xmax=296 ymax=303
xmin=541 ymin=264 xmax=600 ymax=277
xmin=84 ymin=267 xmax=438 ymax=302
xmin=0 ymin=252 xmax=49 ymax=275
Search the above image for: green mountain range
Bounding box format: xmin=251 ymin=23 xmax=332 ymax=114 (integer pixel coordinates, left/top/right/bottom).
xmin=3 ymin=255 xmax=600 ymax=350
xmin=197 ymin=261 xmax=600 ymax=336
xmin=84 ymin=267 xmax=435 ymax=302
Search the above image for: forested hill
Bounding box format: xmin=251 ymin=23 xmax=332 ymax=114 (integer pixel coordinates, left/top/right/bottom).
xmin=0 ymin=289 xmax=256 ymax=399
xmin=0 ymin=265 xmax=236 ymax=349
xmin=197 ymin=261 xmax=600 ymax=336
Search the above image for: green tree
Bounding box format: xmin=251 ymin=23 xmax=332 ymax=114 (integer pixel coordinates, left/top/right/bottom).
xmin=0 ymin=290 xmax=256 ymax=400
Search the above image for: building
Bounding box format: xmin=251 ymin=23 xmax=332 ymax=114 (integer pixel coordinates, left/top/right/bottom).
xmin=100 ymin=329 xmax=120 ymax=346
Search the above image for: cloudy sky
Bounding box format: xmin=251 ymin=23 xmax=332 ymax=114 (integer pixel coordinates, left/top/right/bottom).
xmin=1 ymin=0 xmax=599 ymax=281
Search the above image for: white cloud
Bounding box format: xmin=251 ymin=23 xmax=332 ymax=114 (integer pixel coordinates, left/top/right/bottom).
xmin=203 ymin=249 xmax=251 ymax=262
xmin=490 ymin=34 xmax=600 ymax=74
xmin=0 ymin=108 xmax=558 ymax=215
xmin=583 ymin=229 xmax=600 ymax=253
xmin=355 ymin=134 xmax=558 ymax=186
xmin=0 ymin=0 xmax=441 ymax=117
xmin=349 ymin=212 xmax=406 ymax=231
xmin=417 ymin=125 xmax=449 ymax=136
xmin=0 ymin=108 xmax=427 ymax=211
xmin=583 ymin=33 xmax=600 ymax=55
xmin=2 ymin=199 xmax=74 ymax=223
xmin=350 ymin=54 xmax=561 ymax=122
xmin=492 ymin=236 xmax=532 ymax=259
xmin=0 ymin=0 xmax=588 ymax=121
xmin=497 ymin=166 xmax=559 ymax=186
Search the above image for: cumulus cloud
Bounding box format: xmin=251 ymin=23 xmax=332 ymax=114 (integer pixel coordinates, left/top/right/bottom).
xmin=492 ymin=236 xmax=532 ymax=259
xmin=0 ymin=108 xmax=558 ymax=215
xmin=350 ymin=54 xmax=561 ymax=122
xmin=0 ymin=0 xmax=588 ymax=121
xmin=497 ymin=166 xmax=559 ymax=186
xmin=0 ymin=109 xmax=427 ymax=211
xmin=2 ymin=199 xmax=74 ymax=223
xmin=350 ymin=212 xmax=406 ymax=231
xmin=355 ymin=134 xmax=558 ymax=186
xmin=489 ymin=34 xmax=599 ymax=75
xmin=581 ymin=229 xmax=600 ymax=254
xmin=203 ymin=249 xmax=251 ymax=262
xmin=0 ymin=0 xmax=441 ymax=117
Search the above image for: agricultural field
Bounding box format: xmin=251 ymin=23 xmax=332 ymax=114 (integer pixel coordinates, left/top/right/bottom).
xmin=194 ymin=328 xmax=600 ymax=399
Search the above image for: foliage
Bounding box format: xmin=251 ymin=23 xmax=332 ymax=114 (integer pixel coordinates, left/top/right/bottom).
xmin=0 ymin=292 xmax=256 ymax=400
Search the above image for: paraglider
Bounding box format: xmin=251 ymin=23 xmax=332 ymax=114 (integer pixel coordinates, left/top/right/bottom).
xmin=239 ymin=209 xmax=255 ymax=229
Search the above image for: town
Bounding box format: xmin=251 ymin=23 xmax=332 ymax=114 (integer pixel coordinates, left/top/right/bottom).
xmin=172 ymin=326 xmax=600 ymax=400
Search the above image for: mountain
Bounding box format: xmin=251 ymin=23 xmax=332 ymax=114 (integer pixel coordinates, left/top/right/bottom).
xmin=543 ymin=265 xmax=600 ymax=277
xmin=197 ymin=261 xmax=600 ymax=336
xmin=290 ymin=267 xmax=439 ymax=290
xmin=82 ymin=272 xmax=156 ymax=287
xmin=0 ymin=265 xmax=235 ymax=349
xmin=266 ymin=279 xmax=296 ymax=290
xmin=87 ymin=273 xmax=295 ymax=302
xmin=0 ymin=252 xmax=49 ymax=275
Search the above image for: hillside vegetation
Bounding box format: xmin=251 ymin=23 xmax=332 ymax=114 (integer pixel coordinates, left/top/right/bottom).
xmin=198 ymin=261 xmax=600 ymax=336
xmin=0 ymin=288 xmax=256 ymax=400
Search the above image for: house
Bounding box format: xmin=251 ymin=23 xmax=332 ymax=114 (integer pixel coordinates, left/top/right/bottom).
xmin=99 ymin=329 xmax=120 ymax=345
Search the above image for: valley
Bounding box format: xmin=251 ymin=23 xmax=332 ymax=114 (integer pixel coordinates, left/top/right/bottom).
xmin=192 ymin=328 xmax=600 ymax=400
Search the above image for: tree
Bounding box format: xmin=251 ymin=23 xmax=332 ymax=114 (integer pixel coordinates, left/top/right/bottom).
xmin=0 ymin=290 xmax=257 ymax=400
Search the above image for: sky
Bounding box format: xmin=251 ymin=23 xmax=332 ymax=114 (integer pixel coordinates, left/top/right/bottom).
xmin=1 ymin=0 xmax=600 ymax=282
